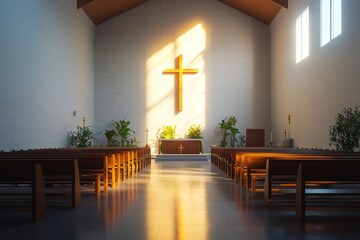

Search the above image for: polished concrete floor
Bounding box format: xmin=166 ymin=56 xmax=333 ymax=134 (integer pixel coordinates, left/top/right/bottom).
xmin=1 ymin=159 xmax=360 ymax=240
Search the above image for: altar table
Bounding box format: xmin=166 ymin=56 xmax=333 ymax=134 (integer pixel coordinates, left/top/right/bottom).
xmin=159 ymin=139 xmax=203 ymax=154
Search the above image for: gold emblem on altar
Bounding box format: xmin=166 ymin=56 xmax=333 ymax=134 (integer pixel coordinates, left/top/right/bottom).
xmin=178 ymin=143 xmax=184 ymax=154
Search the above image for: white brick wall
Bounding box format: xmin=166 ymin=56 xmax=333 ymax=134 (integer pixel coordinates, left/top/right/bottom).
xmin=270 ymin=0 xmax=360 ymax=149
xmin=0 ymin=0 xmax=273 ymax=152
xmin=94 ymin=0 xmax=271 ymax=152
xmin=0 ymin=0 xmax=94 ymax=151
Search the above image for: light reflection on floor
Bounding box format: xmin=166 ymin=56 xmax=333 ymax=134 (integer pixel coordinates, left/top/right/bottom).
xmin=1 ymin=160 xmax=360 ymax=240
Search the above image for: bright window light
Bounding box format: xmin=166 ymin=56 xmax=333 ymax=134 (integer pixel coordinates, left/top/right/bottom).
xmin=321 ymin=0 xmax=342 ymax=47
xmin=302 ymin=8 xmax=309 ymax=60
xmin=332 ymin=0 xmax=342 ymax=39
xmin=296 ymin=7 xmax=309 ymax=63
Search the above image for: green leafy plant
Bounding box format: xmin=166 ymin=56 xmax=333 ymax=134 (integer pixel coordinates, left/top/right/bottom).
xmin=160 ymin=124 xmax=177 ymax=139
xmin=157 ymin=124 xmax=177 ymax=154
xmin=68 ymin=125 xmax=96 ymax=147
xmin=186 ymin=124 xmax=204 ymax=153
xmin=218 ymin=116 xmax=245 ymax=147
xmin=113 ymin=119 xmax=135 ymax=147
xmin=219 ymin=117 xmax=231 ymax=147
xmin=130 ymin=135 xmax=139 ymax=147
xmin=238 ymin=134 xmax=246 ymax=148
xmin=329 ymin=107 xmax=360 ymax=152
xmin=186 ymin=124 xmax=203 ymax=139
xmin=104 ymin=129 xmax=119 ymax=147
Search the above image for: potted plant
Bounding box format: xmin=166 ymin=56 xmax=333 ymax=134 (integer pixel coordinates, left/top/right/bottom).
xmin=104 ymin=129 xmax=119 ymax=147
xmin=218 ymin=116 xmax=245 ymax=147
xmin=158 ymin=124 xmax=177 ymax=153
xmin=186 ymin=124 xmax=203 ymax=139
xmin=186 ymin=124 xmax=204 ymax=153
xmin=68 ymin=125 xmax=96 ymax=147
xmin=159 ymin=124 xmax=177 ymax=139
xmin=113 ymin=119 xmax=136 ymax=147
xmin=329 ymin=107 xmax=360 ymax=152
xmin=219 ymin=117 xmax=231 ymax=147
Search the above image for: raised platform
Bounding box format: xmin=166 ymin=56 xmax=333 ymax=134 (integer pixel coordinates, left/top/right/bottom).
xmin=154 ymin=154 xmax=209 ymax=161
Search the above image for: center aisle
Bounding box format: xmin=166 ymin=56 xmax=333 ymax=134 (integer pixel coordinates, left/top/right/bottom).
xmin=125 ymin=160 xmax=247 ymax=240
xmin=98 ymin=159 xmax=299 ymax=240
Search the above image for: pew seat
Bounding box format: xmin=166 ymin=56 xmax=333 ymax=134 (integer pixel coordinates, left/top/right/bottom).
xmin=264 ymin=157 xmax=360 ymax=204
xmin=0 ymin=158 xmax=80 ymax=207
xmin=296 ymin=162 xmax=360 ymax=222
xmin=0 ymin=161 xmax=44 ymax=222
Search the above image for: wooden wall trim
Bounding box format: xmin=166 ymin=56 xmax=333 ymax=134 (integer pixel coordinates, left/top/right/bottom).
xmin=270 ymin=0 xmax=288 ymax=9
xmin=77 ymin=0 xmax=96 ymax=9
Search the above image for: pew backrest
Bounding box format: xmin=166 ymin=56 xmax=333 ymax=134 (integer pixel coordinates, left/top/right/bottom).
xmin=296 ymin=161 xmax=360 ymax=222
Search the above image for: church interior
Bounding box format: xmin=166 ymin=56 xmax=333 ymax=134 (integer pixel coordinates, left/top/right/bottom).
xmin=1 ymin=0 xmax=360 ymax=239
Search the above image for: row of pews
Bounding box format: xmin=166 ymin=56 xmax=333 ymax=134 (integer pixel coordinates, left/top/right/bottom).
xmin=0 ymin=146 xmax=151 ymax=222
xmin=211 ymin=146 xmax=360 ymax=222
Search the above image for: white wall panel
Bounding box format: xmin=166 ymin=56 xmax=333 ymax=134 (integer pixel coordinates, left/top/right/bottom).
xmin=94 ymin=0 xmax=271 ymax=152
xmin=0 ymin=0 xmax=94 ymax=150
xmin=270 ymin=0 xmax=360 ymax=149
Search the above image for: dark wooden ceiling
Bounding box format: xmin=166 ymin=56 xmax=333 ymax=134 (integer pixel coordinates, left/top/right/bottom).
xmin=77 ymin=0 xmax=149 ymax=25
xmin=219 ymin=0 xmax=287 ymax=24
xmin=78 ymin=0 xmax=287 ymax=26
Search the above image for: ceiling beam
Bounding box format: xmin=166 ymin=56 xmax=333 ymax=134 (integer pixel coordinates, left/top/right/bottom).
xmin=270 ymin=0 xmax=288 ymax=9
xmin=77 ymin=0 xmax=96 ymax=9
xmin=81 ymin=0 xmax=149 ymax=25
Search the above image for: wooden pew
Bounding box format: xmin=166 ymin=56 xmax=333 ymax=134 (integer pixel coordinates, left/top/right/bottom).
xmin=5 ymin=146 xmax=152 ymax=195
xmin=233 ymin=148 xmax=339 ymax=185
xmin=296 ymin=161 xmax=360 ymax=222
xmin=210 ymin=146 xmax=332 ymax=182
xmin=0 ymin=161 xmax=45 ymax=222
xmin=0 ymin=152 xmax=111 ymax=196
xmin=210 ymin=146 xmax=358 ymax=187
xmin=27 ymin=147 xmax=148 ymax=182
xmin=242 ymin=153 xmax=354 ymax=191
xmin=0 ymin=157 xmax=81 ymax=208
xmin=23 ymin=146 xmax=152 ymax=170
xmin=41 ymin=158 xmax=81 ymax=208
xmin=264 ymin=157 xmax=360 ymax=204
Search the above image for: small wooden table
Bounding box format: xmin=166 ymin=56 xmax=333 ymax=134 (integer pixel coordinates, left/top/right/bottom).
xmin=159 ymin=139 xmax=203 ymax=154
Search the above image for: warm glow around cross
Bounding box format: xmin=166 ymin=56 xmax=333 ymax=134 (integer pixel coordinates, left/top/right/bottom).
xmin=146 ymin=23 xmax=206 ymax=151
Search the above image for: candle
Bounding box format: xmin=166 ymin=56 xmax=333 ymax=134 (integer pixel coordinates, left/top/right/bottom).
xmin=270 ymin=131 xmax=273 ymax=143
xmin=145 ymin=128 xmax=149 ymax=146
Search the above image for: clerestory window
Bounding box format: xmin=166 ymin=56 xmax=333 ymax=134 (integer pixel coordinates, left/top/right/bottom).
xmin=321 ymin=0 xmax=342 ymax=47
xmin=296 ymin=7 xmax=309 ymax=63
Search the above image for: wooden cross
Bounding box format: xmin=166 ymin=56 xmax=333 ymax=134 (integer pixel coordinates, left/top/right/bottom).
xmin=178 ymin=144 xmax=184 ymax=154
xmin=163 ymin=55 xmax=198 ymax=112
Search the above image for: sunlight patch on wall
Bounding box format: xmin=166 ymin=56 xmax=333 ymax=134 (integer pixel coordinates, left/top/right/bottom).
xmin=145 ymin=23 xmax=206 ymax=151
xmin=146 ymin=42 xmax=175 ymax=131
